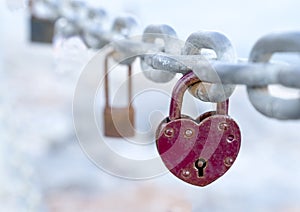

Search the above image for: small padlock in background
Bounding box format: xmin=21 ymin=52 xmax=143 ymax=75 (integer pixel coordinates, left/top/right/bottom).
xmin=156 ymin=71 xmax=241 ymax=187
xmin=103 ymin=51 xmax=135 ymax=138
xmin=29 ymin=0 xmax=58 ymax=43
xmin=30 ymin=16 xmax=56 ymax=43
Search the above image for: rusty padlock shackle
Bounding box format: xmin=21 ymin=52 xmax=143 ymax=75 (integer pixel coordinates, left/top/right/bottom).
xmin=169 ymin=71 xmax=229 ymax=121
xmin=104 ymin=51 xmax=132 ymax=107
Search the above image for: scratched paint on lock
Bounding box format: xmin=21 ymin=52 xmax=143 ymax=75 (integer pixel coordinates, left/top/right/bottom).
xmin=156 ymin=115 xmax=241 ymax=187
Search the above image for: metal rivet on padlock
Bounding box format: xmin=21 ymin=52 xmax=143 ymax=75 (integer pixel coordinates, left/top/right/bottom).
xmin=156 ymin=71 xmax=241 ymax=187
xmin=103 ymin=51 xmax=135 ymax=137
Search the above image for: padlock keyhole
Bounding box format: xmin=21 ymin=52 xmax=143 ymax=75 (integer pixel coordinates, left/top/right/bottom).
xmin=195 ymin=158 xmax=207 ymax=177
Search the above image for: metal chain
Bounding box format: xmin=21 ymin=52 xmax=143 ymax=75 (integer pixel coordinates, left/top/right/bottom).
xmin=31 ymin=0 xmax=300 ymax=120
xmin=109 ymin=30 xmax=300 ymax=120
xmin=143 ymin=53 xmax=300 ymax=88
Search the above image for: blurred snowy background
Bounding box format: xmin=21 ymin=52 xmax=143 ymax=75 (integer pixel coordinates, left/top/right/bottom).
xmin=1 ymin=0 xmax=300 ymax=211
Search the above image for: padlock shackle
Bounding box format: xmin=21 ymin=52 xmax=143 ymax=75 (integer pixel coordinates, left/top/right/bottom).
xmin=169 ymin=71 xmax=229 ymax=120
xmin=104 ymin=51 xmax=132 ymax=107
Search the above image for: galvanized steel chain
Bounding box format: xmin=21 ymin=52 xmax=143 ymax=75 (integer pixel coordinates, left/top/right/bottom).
xmin=35 ymin=0 xmax=300 ymax=120
xmin=113 ymin=29 xmax=300 ymax=120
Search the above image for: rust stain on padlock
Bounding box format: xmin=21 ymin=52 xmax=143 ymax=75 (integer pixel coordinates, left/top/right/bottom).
xmin=156 ymin=71 xmax=241 ymax=187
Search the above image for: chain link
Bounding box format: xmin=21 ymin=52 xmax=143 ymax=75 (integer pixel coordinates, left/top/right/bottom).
xmin=182 ymin=31 xmax=237 ymax=102
xmin=247 ymin=31 xmax=300 ymax=120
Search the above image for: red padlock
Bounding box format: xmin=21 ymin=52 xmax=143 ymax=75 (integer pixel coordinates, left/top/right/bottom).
xmin=156 ymin=71 xmax=241 ymax=187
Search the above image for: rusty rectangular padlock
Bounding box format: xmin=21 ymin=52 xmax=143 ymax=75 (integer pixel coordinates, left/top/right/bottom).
xmin=30 ymin=15 xmax=55 ymax=44
xmin=103 ymin=51 xmax=135 ymax=137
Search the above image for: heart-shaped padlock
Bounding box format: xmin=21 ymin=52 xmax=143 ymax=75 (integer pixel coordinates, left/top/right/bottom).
xmin=156 ymin=71 xmax=241 ymax=187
